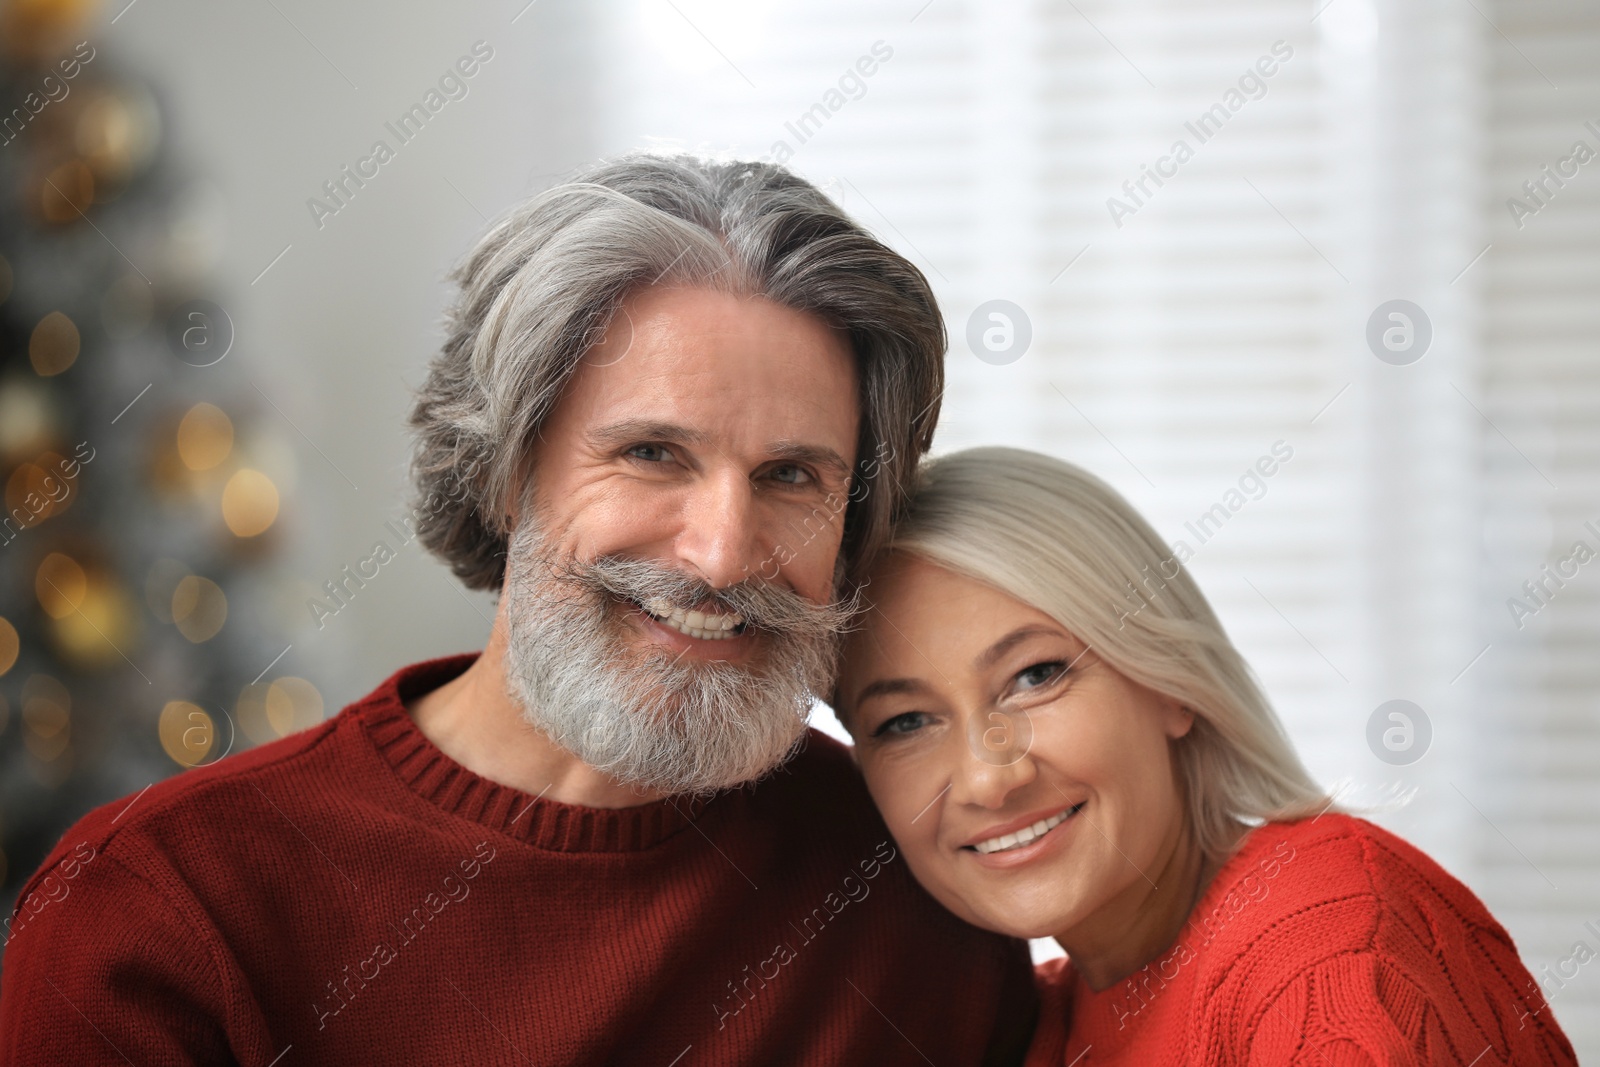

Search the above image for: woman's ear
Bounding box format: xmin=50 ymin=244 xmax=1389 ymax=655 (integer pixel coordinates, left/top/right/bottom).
xmin=1163 ymin=700 xmax=1196 ymax=740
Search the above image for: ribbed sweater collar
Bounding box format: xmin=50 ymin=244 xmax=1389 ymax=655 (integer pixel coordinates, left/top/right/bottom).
xmin=357 ymin=652 xmax=717 ymax=853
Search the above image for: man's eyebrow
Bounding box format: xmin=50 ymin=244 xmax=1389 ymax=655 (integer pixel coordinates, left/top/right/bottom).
xmin=587 ymin=419 xmax=707 ymax=450
xmin=976 ymin=626 xmax=1070 ymax=670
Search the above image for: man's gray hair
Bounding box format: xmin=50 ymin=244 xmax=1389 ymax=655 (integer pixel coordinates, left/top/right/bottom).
xmin=408 ymin=153 xmax=945 ymax=592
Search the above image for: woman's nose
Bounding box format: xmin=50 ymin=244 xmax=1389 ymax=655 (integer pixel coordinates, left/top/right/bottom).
xmin=950 ymin=709 xmax=1038 ymax=809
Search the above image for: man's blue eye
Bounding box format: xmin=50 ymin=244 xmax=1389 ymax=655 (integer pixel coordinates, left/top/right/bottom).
xmin=628 ymin=444 xmax=669 ymax=462
xmin=771 ymin=465 xmax=810 ymax=485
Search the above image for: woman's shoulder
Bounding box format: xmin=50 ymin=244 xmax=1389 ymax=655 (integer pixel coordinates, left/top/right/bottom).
xmin=1229 ymin=813 xmax=1505 ymax=931
xmin=1200 ymin=813 xmax=1510 ymax=963
xmin=1199 ymin=813 xmax=1575 ymax=1062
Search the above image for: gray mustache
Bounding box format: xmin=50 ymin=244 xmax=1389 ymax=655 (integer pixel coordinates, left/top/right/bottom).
xmin=566 ymin=556 xmax=861 ymax=641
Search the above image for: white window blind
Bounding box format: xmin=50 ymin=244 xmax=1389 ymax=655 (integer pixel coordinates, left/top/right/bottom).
xmin=1475 ymin=0 xmax=1600 ymax=1050
xmin=593 ymin=0 xmax=1595 ymax=1049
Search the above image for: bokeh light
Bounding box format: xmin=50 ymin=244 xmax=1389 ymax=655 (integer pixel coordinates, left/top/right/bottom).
xmin=34 ymin=553 xmax=86 ymax=618
xmin=144 ymin=557 xmax=190 ymax=623
xmin=39 ymin=159 xmax=95 ymax=223
xmin=22 ymin=674 xmax=70 ymax=764
xmin=0 ymin=377 xmax=59 ymax=461
xmin=265 ymin=676 xmax=322 ymax=736
xmin=158 ymin=700 xmax=215 ymax=767
xmin=235 ymin=681 xmax=273 ymax=745
xmin=171 ymin=574 xmax=226 ymax=642
xmin=221 ymin=468 xmax=279 ymax=537
xmin=50 ymin=571 xmax=136 ymax=668
xmin=176 ymin=402 xmax=233 ymax=471
xmin=4 ymin=452 xmax=76 ymax=525
xmin=28 ymin=310 xmax=80 ymax=376
xmin=0 ymin=615 xmax=18 ymax=676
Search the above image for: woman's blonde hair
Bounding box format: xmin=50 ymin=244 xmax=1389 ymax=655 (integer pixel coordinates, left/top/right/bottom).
xmin=879 ymin=446 xmax=1331 ymax=861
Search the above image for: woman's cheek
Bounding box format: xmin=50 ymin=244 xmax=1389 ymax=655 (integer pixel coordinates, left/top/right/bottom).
xmin=867 ymin=760 xmax=935 ymax=856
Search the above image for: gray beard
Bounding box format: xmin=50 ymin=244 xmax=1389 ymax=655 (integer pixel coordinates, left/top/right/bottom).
xmin=499 ymin=520 xmax=857 ymax=796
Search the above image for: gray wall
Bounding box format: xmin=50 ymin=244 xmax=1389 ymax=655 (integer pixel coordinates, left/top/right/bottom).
xmin=108 ymin=0 xmax=599 ymax=707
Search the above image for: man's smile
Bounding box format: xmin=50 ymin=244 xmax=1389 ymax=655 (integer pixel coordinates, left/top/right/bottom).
xmin=639 ymin=596 xmax=748 ymax=641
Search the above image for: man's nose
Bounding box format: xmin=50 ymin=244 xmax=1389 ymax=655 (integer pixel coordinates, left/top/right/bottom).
xmin=675 ymin=470 xmax=761 ymax=589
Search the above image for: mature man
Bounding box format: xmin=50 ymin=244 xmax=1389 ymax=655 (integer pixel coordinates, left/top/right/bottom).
xmin=0 ymin=156 xmax=1035 ymax=1064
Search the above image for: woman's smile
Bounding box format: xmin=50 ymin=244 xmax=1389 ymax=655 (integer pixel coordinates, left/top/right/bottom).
xmin=958 ymin=800 xmax=1086 ymax=868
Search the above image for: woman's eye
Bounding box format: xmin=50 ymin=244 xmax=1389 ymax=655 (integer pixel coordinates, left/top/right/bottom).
xmin=872 ymin=711 xmax=930 ymax=738
xmin=1014 ymin=661 xmax=1067 ymax=693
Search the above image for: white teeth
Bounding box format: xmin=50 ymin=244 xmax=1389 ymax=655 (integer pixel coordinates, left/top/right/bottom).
xmin=638 ymin=599 xmax=746 ymax=641
xmin=972 ymin=805 xmax=1080 ymax=855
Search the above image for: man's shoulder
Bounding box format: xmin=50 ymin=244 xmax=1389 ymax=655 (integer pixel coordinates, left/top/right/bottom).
xmin=13 ymin=654 xmax=432 ymax=915
xmin=722 ymin=726 xmax=900 ymax=855
xmin=22 ymin=710 xmax=353 ymax=890
xmin=747 ymin=727 xmax=873 ymax=813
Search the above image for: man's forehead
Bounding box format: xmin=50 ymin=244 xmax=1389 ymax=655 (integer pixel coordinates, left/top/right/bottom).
xmin=555 ymin=287 xmax=862 ymax=454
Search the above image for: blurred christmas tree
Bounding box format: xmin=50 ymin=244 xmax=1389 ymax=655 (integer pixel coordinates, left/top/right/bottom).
xmin=0 ymin=0 xmax=318 ymax=947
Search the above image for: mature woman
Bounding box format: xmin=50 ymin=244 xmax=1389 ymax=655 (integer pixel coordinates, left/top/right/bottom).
xmin=836 ymin=447 xmax=1576 ymax=1065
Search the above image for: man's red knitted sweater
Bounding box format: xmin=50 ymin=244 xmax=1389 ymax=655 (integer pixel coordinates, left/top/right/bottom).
xmin=1024 ymin=814 xmax=1576 ymax=1065
xmin=1 ymin=654 xmax=1036 ymax=1065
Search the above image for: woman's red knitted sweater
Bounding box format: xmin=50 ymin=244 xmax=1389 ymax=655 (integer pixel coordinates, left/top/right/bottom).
xmin=1025 ymin=814 xmax=1576 ymax=1065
